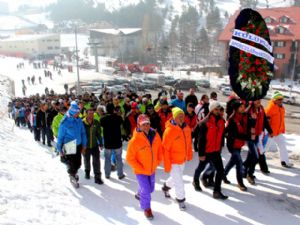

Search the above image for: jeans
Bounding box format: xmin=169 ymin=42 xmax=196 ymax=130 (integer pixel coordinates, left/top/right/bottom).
xmin=224 ymin=149 xmax=244 ymax=184
xmin=83 ymin=146 xmax=101 ymax=177
xmin=244 ymin=140 xmax=259 ymax=177
xmin=194 ymin=152 xmax=224 ymax=192
xmin=136 ymin=174 xmax=155 ymax=210
xmin=203 ymin=163 xmax=216 ymax=182
xmin=104 ymin=148 xmax=123 ymax=178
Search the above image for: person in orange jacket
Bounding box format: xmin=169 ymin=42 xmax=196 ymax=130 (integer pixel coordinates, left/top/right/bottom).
xmin=126 ymin=114 xmax=163 ymax=220
xmin=161 ymin=107 xmax=193 ymax=210
xmin=265 ymin=91 xmax=293 ymax=168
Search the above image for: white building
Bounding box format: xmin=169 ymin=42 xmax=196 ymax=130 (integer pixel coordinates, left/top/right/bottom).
xmin=0 ymin=34 xmax=61 ymax=58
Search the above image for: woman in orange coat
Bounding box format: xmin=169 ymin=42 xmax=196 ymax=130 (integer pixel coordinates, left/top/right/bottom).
xmin=161 ymin=107 xmax=193 ymax=210
xmin=126 ymin=114 xmax=163 ymax=220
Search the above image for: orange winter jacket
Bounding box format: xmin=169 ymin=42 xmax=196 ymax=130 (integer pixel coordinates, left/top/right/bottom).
xmin=162 ymin=120 xmax=193 ymax=173
xmin=265 ymin=100 xmax=285 ymax=136
xmin=126 ymin=129 xmax=163 ymax=175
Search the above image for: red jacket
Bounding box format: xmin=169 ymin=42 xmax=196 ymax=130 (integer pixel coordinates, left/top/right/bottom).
xmin=157 ymin=108 xmax=172 ymax=133
xmin=198 ymin=114 xmax=225 ymax=156
xmin=185 ymin=112 xmax=197 ymax=131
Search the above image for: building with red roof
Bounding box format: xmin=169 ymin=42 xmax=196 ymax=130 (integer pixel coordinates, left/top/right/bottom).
xmin=219 ymin=6 xmax=300 ymax=79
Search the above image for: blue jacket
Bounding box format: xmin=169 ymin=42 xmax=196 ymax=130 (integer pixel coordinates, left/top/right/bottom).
xmin=171 ymin=99 xmax=186 ymax=112
xmin=56 ymin=114 xmax=87 ymax=153
xmin=18 ymin=107 xmax=25 ymax=118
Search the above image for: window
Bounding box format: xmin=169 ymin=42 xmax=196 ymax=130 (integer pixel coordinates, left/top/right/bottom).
xmin=55 ymin=46 xmax=60 ymax=49
xmin=275 ymin=53 xmax=285 ymax=59
xmin=54 ymin=39 xmax=59 ymax=42
xmin=265 ymin=17 xmax=272 ymax=23
xmin=47 ymin=39 xmax=52 ymax=42
xmin=275 ymin=41 xmax=286 ymax=47
xmin=48 ymin=46 xmax=53 ymax=50
xmin=280 ymin=16 xmax=289 ymax=23
xmin=277 ymin=26 xmax=286 ymax=34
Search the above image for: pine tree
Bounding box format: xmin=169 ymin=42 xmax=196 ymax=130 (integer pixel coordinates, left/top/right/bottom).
xmin=294 ymin=0 xmax=300 ymax=6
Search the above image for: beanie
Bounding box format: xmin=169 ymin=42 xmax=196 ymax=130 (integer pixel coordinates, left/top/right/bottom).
xmin=209 ymin=101 xmax=221 ymax=112
xmin=272 ymin=91 xmax=283 ymax=100
xmin=137 ymin=114 xmax=150 ymax=125
xmin=172 ymin=107 xmax=184 ymax=119
xmin=68 ymin=102 xmax=80 ymax=116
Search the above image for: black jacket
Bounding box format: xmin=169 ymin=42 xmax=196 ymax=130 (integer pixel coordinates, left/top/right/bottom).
xmin=100 ymin=113 xmax=123 ymax=149
xmin=36 ymin=110 xmax=46 ymax=128
xmin=46 ymin=108 xmax=58 ymax=127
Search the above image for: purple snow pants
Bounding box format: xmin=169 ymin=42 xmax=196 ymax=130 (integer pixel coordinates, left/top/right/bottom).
xmin=136 ymin=173 xmax=155 ymax=210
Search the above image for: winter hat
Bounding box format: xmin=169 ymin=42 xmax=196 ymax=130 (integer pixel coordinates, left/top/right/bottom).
xmin=68 ymin=102 xmax=80 ymax=116
xmin=272 ymin=91 xmax=283 ymax=100
xmin=172 ymin=107 xmax=184 ymax=119
xmin=137 ymin=114 xmax=150 ymax=125
xmin=209 ymin=101 xmax=221 ymax=112
xmin=131 ymin=102 xmax=138 ymax=110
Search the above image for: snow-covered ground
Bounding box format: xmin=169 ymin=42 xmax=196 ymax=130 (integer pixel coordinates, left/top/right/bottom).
xmin=1 ymin=62 xmax=300 ymax=224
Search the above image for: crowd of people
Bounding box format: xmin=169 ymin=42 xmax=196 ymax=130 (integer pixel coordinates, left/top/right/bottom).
xmin=8 ymin=86 xmax=293 ymax=220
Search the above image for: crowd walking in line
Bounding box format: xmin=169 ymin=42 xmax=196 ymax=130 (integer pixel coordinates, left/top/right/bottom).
xmin=8 ymin=85 xmax=293 ymax=220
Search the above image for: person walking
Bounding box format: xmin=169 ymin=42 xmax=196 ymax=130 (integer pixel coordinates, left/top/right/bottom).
xmin=126 ymin=114 xmax=163 ymax=220
xmin=223 ymin=100 xmax=248 ymax=191
xmin=56 ymin=101 xmax=87 ymax=188
xmin=82 ymin=107 xmax=103 ymax=184
xmin=100 ymin=103 xmax=125 ymax=180
xmin=265 ymin=91 xmax=293 ymax=168
xmin=161 ymin=107 xmax=193 ymax=210
xmin=193 ymin=101 xmax=228 ymax=199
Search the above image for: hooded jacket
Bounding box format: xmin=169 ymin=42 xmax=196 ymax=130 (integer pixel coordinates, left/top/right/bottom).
xmin=162 ymin=120 xmax=193 ymax=173
xmin=56 ymin=114 xmax=87 ymax=153
xmin=265 ymin=100 xmax=285 ymax=136
xmin=126 ymin=128 xmax=163 ymax=175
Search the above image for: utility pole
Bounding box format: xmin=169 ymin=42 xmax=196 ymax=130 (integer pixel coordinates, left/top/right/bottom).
xmin=88 ymin=38 xmax=101 ymax=72
xmin=75 ymin=26 xmax=81 ymax=95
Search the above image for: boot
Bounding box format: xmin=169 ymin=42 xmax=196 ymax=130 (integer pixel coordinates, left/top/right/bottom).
xmin=246 ymin=175 xmax=255 ymax=185
xmin=213 ymin=191 xmax=228 ymax=200
xmin=281 ymin=161 xmax=293 ymax=168
xmin=85 ymin=171 xmax=90 ymax=179
xmin=144 ymin=208 xmax=154 ymax=220
xmin=193 ymin=181 xmax=202 ymax=192
xmin=162 ymin=183 xmax=171 ymax=198
xmin=223 ymin=176 xmax=231 ymax=184
xmin=95 ymin=176 xmax=104 ymax=185
xmin=238 ymin=183 xmax=247 ymax=191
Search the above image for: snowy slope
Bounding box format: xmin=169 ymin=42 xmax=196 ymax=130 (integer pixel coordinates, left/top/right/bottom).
xmin=1 ymin=70 xmax=300 ymax=224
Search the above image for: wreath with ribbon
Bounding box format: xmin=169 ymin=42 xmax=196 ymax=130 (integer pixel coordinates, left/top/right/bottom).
xmin=228 ymin=8 xmax=274 ymax=101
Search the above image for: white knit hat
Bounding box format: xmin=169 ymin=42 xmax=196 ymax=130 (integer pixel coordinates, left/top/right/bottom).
xmin=209 ymin=101 xmax=221 ymax=112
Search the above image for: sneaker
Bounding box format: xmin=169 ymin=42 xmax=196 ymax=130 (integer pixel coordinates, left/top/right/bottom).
xmin=192 ymin=181 xmax=202 ymax=192
xmin=135 ymin=193 xmax=140 ymax=201
xmin=238 ymin=183 xmax=248 ymax=192
xmin=162 ymin=183 xmax=171 ymax=198
xmin=223 ymin=177 xmax=231 ymax=184
xmin=178 ymin=202 xmax=186 ymax=211
xmin=118 ymin=174 xmax=126 ymax=180
xmin=176 ymin=198 xmax=186 ymax=211
xmin=281 ymin=161 xmax=293 ymax=168
xmin=95 ymin=177 xmax=104 ymax=185
xmin=144 ymin=208 xmax=154 ymax=220
xmin=246 ymin=175 xmax=255 ymax=185
xmin=201 ymin=178 xmax=209 ymax=188
xmin=213 ymin=191 xmax=228 ymax=200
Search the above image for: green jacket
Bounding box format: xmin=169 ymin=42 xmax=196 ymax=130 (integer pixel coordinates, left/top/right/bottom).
xmin=52 ymin=113 xmax=64 ymax=138
xmin=83 ymin=117 xmax=102 ymax=149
